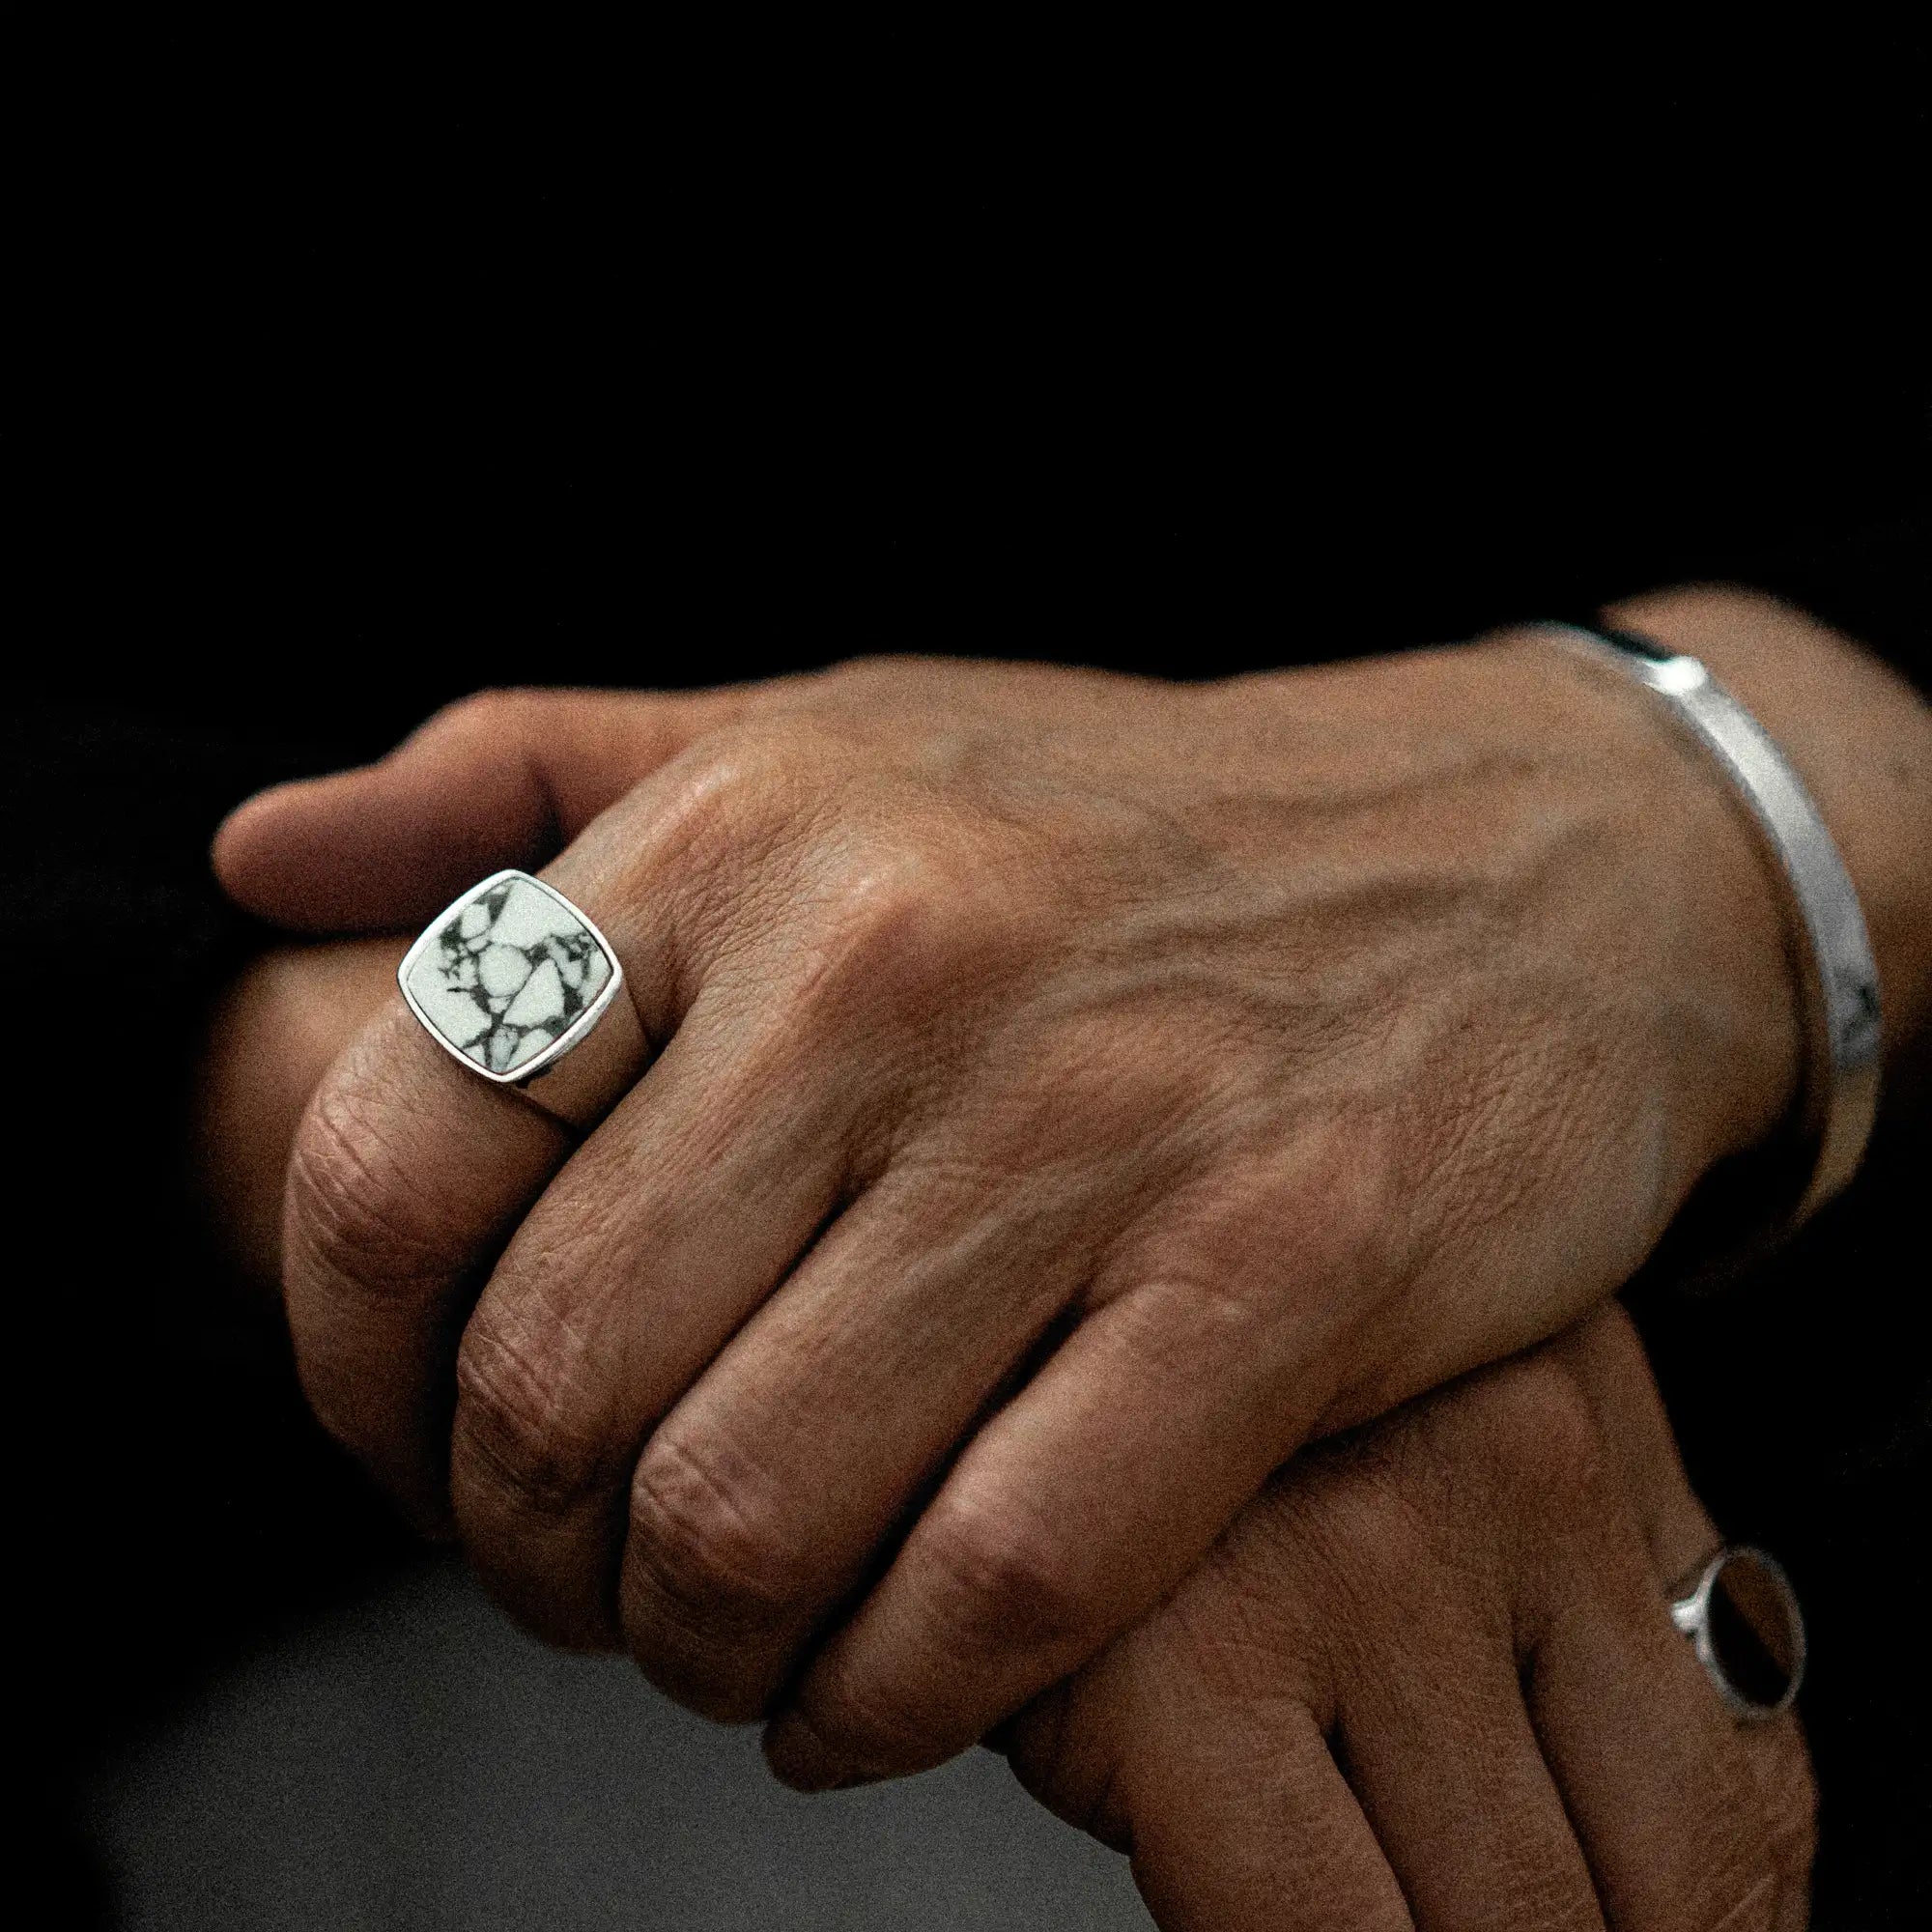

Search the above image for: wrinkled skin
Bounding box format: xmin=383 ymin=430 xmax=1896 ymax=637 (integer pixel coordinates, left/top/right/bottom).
xmin=219 ymin=583 xmax=1932 ymax=1796
xmin=202 ymin=941 xmax=1817 ymax=1928
xmin=1001 ymin=1306 xmax=1816 ymax=1931
xmin=213 ymin=604 xmax=1821 ymax=1789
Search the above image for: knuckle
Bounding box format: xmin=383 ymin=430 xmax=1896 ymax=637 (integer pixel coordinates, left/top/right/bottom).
xmin=648 ymin=740 xmax=760 ymax=857
xmin=791 ymin=838 xmax=1018 ymax=1031
xmin=427 ymin=685 xmax=539 ymax=736
xmin=1294 ymin=1461 xmax=1435 ymax=1606
xmin=626 ymin=1431 xmax=803 ymax=1643
xmin=805 ymin=651 xmax=926 ymax=694
xmin=1118 ymin=1126 xmax=1405 ymax=1345
xmin=414 ymin=686 xmax=545 ymax=755
xmin=284 ymin=1080 xmax=453 ymax=1301
xmin=824 ymin=838 xmax=985 ymax=963
xmin=451 ymin=1298 xmax=617 ymax=1522
xmin=913 ymin=1490 xmax=1092 ymax=1655
xmin=1476 ymin=1352 xmax=1607 ymax=1502
xmin=635 ymin=724 xmax=839 ymax=895
xmin=749 ymin=654 xmax=887 ymax=710
xmin=657 ymin=725 xmax=787 ymax=831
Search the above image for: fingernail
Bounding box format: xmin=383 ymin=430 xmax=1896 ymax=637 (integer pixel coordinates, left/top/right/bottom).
xmin=763 ymin=1713 xmax=863 ymax=1794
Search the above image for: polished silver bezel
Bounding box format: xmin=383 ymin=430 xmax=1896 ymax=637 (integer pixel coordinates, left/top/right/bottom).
xmin=1668 ymin=1545 xmax=1806 ymax=1721
xmin=396 ymin=867 xmax=627 ymax=1088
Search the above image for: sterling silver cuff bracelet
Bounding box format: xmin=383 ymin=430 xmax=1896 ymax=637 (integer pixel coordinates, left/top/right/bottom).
xmin=1545 ymin=622 xmax=1882 ymax=1237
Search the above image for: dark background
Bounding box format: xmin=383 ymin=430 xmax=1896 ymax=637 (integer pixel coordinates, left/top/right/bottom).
xmin=14 ymin=26 xmax=1928 ymax=1925
xmin=21 ymin=31 xmax=1929 ymax=737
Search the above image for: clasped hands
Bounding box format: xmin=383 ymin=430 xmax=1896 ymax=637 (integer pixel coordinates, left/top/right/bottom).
xmin=211 ymin=601 xmax=1833 ymax=1926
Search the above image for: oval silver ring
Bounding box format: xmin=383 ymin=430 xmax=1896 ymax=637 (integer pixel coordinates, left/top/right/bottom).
xmin=1668 ymin=1545 xmax=1807 ymax=1722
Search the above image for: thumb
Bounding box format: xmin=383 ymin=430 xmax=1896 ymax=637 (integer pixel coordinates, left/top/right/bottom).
xmin=213 ymin=685 xmax=746 ymax=932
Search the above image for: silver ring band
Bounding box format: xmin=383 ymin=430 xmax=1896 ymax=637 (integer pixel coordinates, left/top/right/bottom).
xmin=397 ymin=867 xmax=650 ymax=1127
xmin=1544 ymin=623 xmax=1882 ymax=1232
xmin=1668 ymin=1545 xmax=1806 ymax=1722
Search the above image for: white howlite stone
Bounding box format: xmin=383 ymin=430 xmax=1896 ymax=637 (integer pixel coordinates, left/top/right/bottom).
xmin=477 ymin=945 xmax=532 ymax=998
xmin=505 ymin=1026 xmax=554 ymax=1069
xmin=504 ymin=957 xmax=565 ymax=1029
xmin=492 ymin=879 xmax=583 ymax=951
xmin=403 ymin=873 xmax=614 ymax=1076
xmin=409 ymin=975 xmax=491 ymax=1046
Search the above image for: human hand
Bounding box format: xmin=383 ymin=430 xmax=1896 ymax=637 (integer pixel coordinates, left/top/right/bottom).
xmin=1000 ymin=1306 xmax=1816 ymax=1931
xmin=190 ymin=943 xmax=1811 ymax=1924
xmin=211 ymin=590 xmax=1920 ymax=1786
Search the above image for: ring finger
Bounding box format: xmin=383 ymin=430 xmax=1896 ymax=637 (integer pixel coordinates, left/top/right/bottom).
xmin=1528 ymin=1314 xmax=1815 ymax=1929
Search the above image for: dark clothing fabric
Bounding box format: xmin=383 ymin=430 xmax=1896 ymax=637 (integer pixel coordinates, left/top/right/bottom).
xmin=16 ymin=43 xmax=1927 ymax=1926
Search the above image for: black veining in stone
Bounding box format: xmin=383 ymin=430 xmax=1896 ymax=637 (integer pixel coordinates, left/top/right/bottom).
xmin=420 ymin=878 xmax=609 ymax=1075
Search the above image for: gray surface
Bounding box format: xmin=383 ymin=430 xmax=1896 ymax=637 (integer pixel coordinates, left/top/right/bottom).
xmin=84 ymin=1555 xmax=1149 ymax=1930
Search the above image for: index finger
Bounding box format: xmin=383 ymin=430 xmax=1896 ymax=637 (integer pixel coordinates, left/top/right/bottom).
xmin=279 ymin=753 xmax=734 ymax=1527
xmin=283 ymin=1003 xmax=569 ymax=1527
